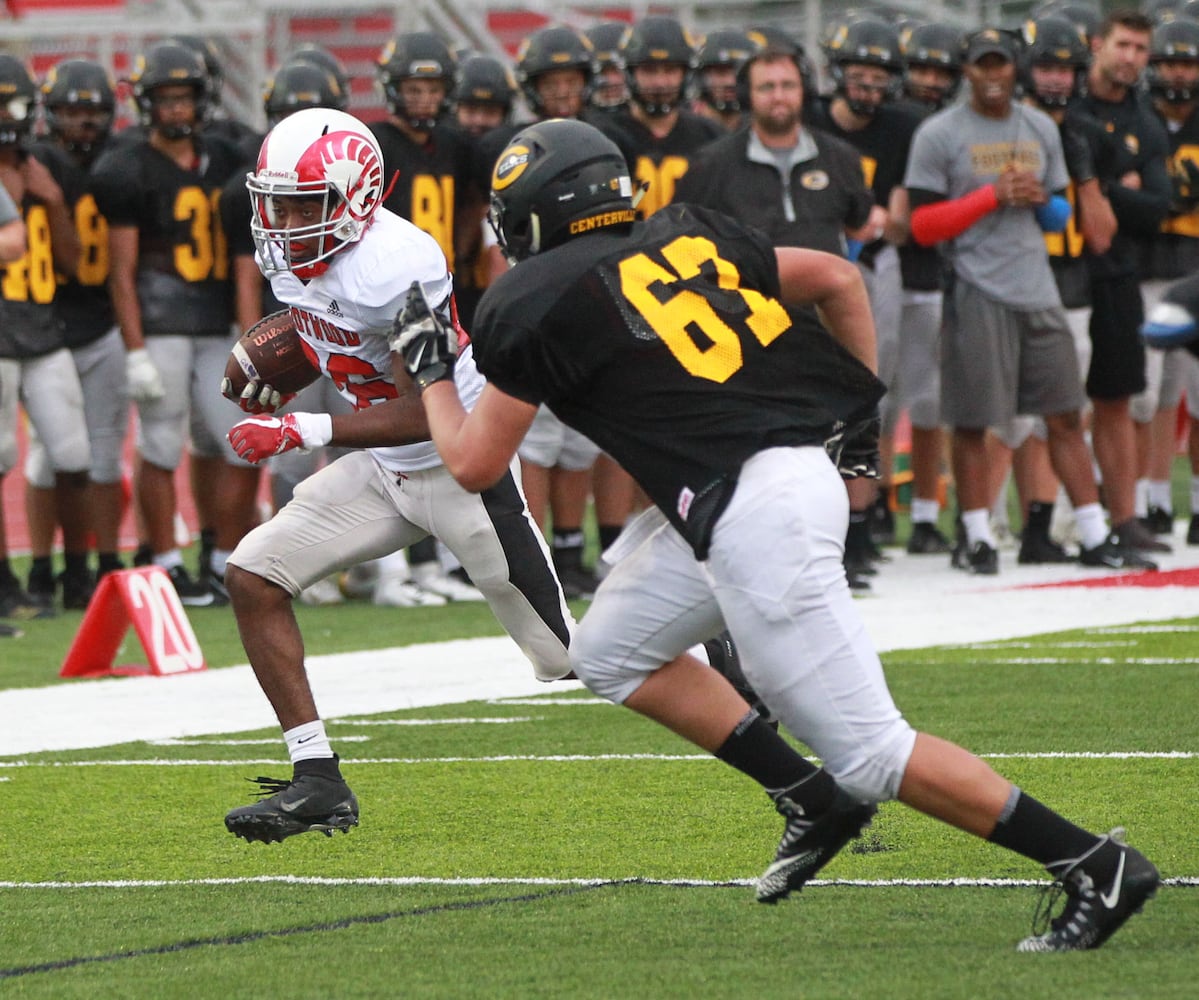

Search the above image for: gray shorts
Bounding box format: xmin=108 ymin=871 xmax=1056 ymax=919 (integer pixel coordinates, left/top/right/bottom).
xmin=229 ymin=450 xmax=574 ymax=681
xmin=941 ymin=280 xmax=1083 ymax=430
xmin=884 ymin=289 xmax=942 ymax=432
xmin=137 ymin=332 xmax=255 ymax=470
xmin=518 ymin=405 xmax=600 ymax=470
xmin=26 ymin=328 xmax=128 ymax=487
xmin=0 ymin=358 xmax=18 ymax=473
xmin=861 ymin=245 xmax=902 ymax=424
xmin=17 ymin=348 xmax=91 ymax=476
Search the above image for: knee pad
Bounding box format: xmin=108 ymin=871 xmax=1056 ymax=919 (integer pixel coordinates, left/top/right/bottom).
xmin=569 ymin=612 xmax=650 ymax=704
xmin=820 ymin=723 xmax=917 ymax=804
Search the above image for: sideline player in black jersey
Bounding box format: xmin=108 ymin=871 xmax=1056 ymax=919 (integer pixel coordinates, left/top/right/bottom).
xmin=585 ymin=20 xmax=630 ymax=114
xmin=91 ymin=41 xmax=245 ymax=606
xmin=690 ymin=28 xmax=757 ymax=132
xmin=0 ymin=170 xmax=31 ymax=632
xmin=610 ymin=15 xmax=723 ymax=219
xmin=23 ymin=58 xmax=126 ymax=606
xmin=371 ymin=32 xmax=477 ymax=276
xmin=397 ymin=116 xmax=1161 ymax=952
xmin=1136 ymin=16 xmax=1199 ymax=538
xmin=371 ymin=32 xmax=487 ymax=604
xmin=0 ymin=54 xmax=86 ymax=620
xmin=888 ymin=22 xmax=964 ymax=556
xmin=811 ymin=19 xmax=923 ymax=574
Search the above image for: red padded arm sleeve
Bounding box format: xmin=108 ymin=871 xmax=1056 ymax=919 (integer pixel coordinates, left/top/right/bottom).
xmin=910 ymin=185 xmax=1001 ymax=247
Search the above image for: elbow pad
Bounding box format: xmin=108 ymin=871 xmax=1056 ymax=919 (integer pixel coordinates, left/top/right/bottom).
xmin=1034 ymin=195 xmax=1071 ymax=233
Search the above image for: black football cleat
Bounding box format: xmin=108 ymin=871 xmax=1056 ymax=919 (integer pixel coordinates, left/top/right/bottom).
xmin=906 ymin=521 xmax=952 ymax=555
xmin=756 ymin=788 xmax=876 ymax=903
xmin=1016 ymin=830 xmax=1159 ymax=952
xmin=225 ymin=758 xmax=358 ymax=844
xmin=1079 ymin=535 xmax=1158 ymax=571
xmin=1017 ymin=533 xmax=1074 ymax=565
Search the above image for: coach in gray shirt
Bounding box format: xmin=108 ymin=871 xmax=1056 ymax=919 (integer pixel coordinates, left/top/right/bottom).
xmin=903 ymin=27 xmax=1148 ymax=574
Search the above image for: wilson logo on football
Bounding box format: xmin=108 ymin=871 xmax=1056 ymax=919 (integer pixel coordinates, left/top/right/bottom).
xmin=493 ymin=146 xmax=531 ymax=190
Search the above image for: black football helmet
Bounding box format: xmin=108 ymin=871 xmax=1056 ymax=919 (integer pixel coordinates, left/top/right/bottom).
xmin=377 ymin=31 xmax=455 ymax=129
xmin=585 ymin=20 xmax=630 ymax=110
xmin=129 ymin=41 xmax=212 ymax=138
xmin=586 ymin=20 xmax=628 ymax=68
xmin=1032 ymin=1 xmax=1103 ymax=41
xmin=287 ymin=44 xmax=352 ymax=100
xmin=0 ymin=54 xmax=36 ymax=148
xmin=40 ymin=58 xmax=116 ymax=155
xmin=1149 ymin=17 xmax=1199 ymax=103
xmin=1022 ymin=16 xmax=1090 ymax=108
xmin=694 ymin=28 xmax=757 ymax=113
xmin=515 ymin=25 xmax=595 ymax=115
xmin=825 ymin=19 xmax=903 ymax=115
xmin=900 ymin=23 xmax=963 ymax=105
xmin=167 ymin=34 xmax=224 ymax=104
xmin=488 ymin=118 xmax=635 ymax=263
xmin=264 ymin=60 xmax=347 ymax=126
xmin=452 ymin=54 xmax=517 ymax=114
xmin=621 ymin=15 xmax=696 ymax=116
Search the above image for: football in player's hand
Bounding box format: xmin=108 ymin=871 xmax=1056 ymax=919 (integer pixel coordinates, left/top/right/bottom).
xmin=223 ymin=310 xmax=320 ymax=399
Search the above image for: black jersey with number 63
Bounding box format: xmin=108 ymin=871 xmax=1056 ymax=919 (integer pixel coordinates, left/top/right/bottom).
xmin=471 ymin=203 xmax=883 ymax=548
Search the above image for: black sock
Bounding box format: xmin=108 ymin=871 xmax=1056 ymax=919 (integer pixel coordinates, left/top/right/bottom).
xmin=64 ymin=552 xmax=89 ymax=576
xmin=0 ymin=559 xmax=18 ymax=588
xmin=294 ymin=754 xmax=342 ymax=780
xmin=408 ymin=536 xmax=437 ymax=566
xmin=988 ymin=788 xmax=1117 ymax=875
xmin=1026 ymin=501 xmax=1054 ymax=538
xmin=715 ymin=711 xmax=834 ymax=812
xmin=30 ymin=555 xmax=53 ymax=578
xmin=552 ymin=529 xmax=584 ymax=569
xmin=598 ymin=524 xmax=623 ymax=551
xmin=98 ymin=552 xmax=124 ymax=574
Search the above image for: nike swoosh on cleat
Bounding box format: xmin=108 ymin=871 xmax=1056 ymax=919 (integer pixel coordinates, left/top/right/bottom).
xmin=1099 ymin=851 xmax=1126 ymax=909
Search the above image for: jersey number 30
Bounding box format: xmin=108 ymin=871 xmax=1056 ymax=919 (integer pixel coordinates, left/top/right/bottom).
xmin=618 ymin=235 xmax=791 ymax=382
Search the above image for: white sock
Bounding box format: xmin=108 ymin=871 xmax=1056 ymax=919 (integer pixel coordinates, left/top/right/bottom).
xmin=962 ymin=508 xmax=995 ymax=547
xmin=1134 ymin=478 xmax=1150 ymax=518
xmin=153 ymin=549 xmax=184 ymax=570
xmin=911 ymin=497 xmax=940 ymax=524
xmin=1073 ymin=502 xmax=1108 ymax=550
xmin=284 ymin=720 xmax=334 ymax=764
xmin=211 ymin=548 xmax=230 ymax=576
xmin=1147 ymin=480 xmax=1172 ymax=512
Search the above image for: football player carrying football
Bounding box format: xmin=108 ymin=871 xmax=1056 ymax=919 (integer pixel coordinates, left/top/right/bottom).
xmin=396 ymin=118 xmax=1160 ymax=952
xmin=221 ymin=108 xmax=574 ymax=845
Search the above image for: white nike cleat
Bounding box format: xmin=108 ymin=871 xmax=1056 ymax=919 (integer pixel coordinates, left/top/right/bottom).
xmin=1016 ymin=829 xmax=1160 ymax=952
xmin=372 ymin=576 xmax=447 ymax=608
xmin=410 ymin=563 xmax=486 ymax=602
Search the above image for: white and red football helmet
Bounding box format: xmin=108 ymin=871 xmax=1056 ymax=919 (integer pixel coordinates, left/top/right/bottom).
xmin=248 ymin=107 xmax=386 ymax=278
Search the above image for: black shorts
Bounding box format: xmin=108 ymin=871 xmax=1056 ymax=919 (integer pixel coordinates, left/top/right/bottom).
xmin=1087 ymin=272 xmax=1146 ymax=400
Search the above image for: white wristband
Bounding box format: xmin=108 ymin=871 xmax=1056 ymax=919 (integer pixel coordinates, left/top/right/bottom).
xmin=293 ymin=412 xmax=334 ymax=449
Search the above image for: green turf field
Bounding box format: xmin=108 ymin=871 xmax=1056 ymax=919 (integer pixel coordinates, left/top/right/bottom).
xmin=2 ymin=607 xmax=1196 ymax=998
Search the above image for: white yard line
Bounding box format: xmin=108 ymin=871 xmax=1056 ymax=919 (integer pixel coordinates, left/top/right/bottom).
xmin=4 ymin=536 xmax=1199 ymax=757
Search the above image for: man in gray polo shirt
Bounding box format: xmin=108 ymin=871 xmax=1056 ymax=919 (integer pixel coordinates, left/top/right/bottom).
xmin=903 ymin=27 xmax=1153 ymax=573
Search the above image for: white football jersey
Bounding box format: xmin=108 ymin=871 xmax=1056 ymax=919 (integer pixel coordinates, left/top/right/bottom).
xmin=262 ymin=209 xmax=485 ymax=473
